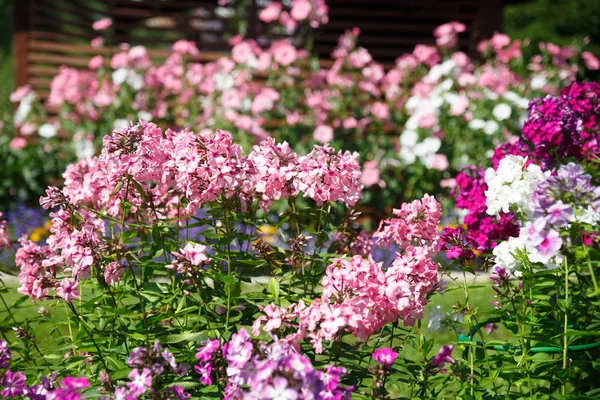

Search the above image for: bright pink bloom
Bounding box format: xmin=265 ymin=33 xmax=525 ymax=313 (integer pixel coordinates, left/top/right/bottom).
xmin=372 ymin=348 xmax=398 ymax=367
xmin=56 ymin=279 xmax=80 ymax=303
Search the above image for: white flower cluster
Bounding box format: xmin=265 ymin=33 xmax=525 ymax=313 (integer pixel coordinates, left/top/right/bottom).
xmin=400 ymin=67 xmax=456 ymax=166
xmin=14 ymin=92 xmax=37 ymax=125
xmin=484 ymin=155 xmax=548 ymax=216
xmin=492 ymin=231 xmax=562 ymax=276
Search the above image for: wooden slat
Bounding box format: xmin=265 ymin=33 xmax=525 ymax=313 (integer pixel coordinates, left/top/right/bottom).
xmin=28 ymin=52 xmax=93 ymax=67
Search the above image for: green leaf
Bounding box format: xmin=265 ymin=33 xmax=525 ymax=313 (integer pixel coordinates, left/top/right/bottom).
xmin=268 ymin=277 xmax=280 ymax=302
xmin=160 ymin=332 xmax=207 ymax=344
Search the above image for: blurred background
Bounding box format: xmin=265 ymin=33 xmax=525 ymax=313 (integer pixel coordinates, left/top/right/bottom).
xmin=1 ymin=0 xmax=599 ymax=111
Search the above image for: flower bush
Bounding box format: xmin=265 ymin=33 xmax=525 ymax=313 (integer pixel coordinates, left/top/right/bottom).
xmin=0 ymin=80 xmax=599 ymax=398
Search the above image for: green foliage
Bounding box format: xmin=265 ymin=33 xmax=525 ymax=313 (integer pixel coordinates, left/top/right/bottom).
xmin=505 ymin=0 xmax=600 ymax=56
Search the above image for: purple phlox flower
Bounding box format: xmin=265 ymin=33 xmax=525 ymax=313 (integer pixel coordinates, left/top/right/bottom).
xmin=166 ymin=385 xmax=191 ymax=400
xmin=546 ymin=202 xmax=575 ymax=227
xmin=195 ymin=339 xmax=220 ymax=362
xmin=524 ymin=217 xmax=547 ymax=247
xmin=263 ymin=377 xmax=298 ymax=400
xmin=0 ymin=341 xmax=11 ymax=369
xmin=430 ymin=345 xmax=455 ymax=369
xmin=127 ymin=368 xmax=152 ymax=396
xmin=1 ymin=370 xmax=26 ymax=397
xmin=194 ymin=363 xmax=213 ymax=385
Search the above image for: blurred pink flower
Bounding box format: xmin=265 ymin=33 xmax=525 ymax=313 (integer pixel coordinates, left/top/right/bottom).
xmin=313 ymin=125 xmax=333 ymax=143
xmin=582 ymin=51 xmax=600 ymax=70
xmin=9 ymin=137 xmax=27 ymax=150
xmin=20 ymin=122 xmax=37 ymax=136
xmin=361 ymin=160 xmax=380 ymax=187
xmin=260 ymin=2 xmax=283 ymax=23
xmin=431 ymin=154 xmax=449 ymax=171
xmin=91 ymin=37 xmax=103 ymax=48
xmin=291 ymin=0 xmax=312 ymax=21
xmin=92 ymin=18 xmax=112 ymax=31
xmin=433 ymin=22 xmax=465 ymax=49
xmin=10 ymin=85 xmax=32 ymax=103
xmin=88 ymin=55 xmax=103 ymax=70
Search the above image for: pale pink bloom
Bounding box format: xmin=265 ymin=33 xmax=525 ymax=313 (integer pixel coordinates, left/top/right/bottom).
xmin=9 ymin=137 xmax=27 ymax=150
xmin=260 ymin=2 xmax=283 ymax=23
xmin=20 ymin=122 xmax=37 ymax=136
xmin=430 ymin=154 xmax=449 ymax=171
xmin=221 ymin=89 xmax=242 ymax=109
xmin=232 ymin=42 xmax=253 ymax=64
xmin=342 ymin=117 xmax=358 ymax=129
xmin=413 ymin=45 xmax=440 ymax=67
xmin=497 ymin=40 xmax=522 ymax=63
xmin=490 ymin=33 xmax=510 ymax=49
xmin=279 ymin=11 xmax=298 ymax=31
xmin=256 ymin=53 xmax=272 ymax=71
xmin=88 ymin=55 xmax=103 ymax=70
xmin=361 ymin=160 xmax=380 ymax=187
xmin=433 ymin=22 xmax=465 ymax=49
xmin=91 ymin=37 xmax=103 ymax=48
xmin=92 ymin=18 xmax=112 ymax=31
xmin=110 ymin=52 xmax=128 ymax=69
xmin=313 ymin=125 xmax=334 ymax=143
xmin=10 ymin=85 xmax=32 ymax=103
xmin=291 ymin=0 xmax=312 ymax=21
xmin=172 ymin=40 xmax=200 ymax=57
xmin=418 ymin=113 xmax=437 ymax=129
xmin=396 ymin=54 xmax=418 ymax=71
xmin=440 ymin=178 xmax=456 ymax=189
xmin=272 ymin=40 xmax=297 ymax=66
xmin=371 ymin=102 xmax=389 ymax=120
xmin=450 ymin=95 xmax=469 ymax=116
xmin=582 ymin=51 xmax=600 ymax=70
xmin=451 ymin=52 xmax=470 ymax=68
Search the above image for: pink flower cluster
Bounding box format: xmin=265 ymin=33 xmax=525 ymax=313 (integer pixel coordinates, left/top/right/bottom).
xmin=433 ymin=22 xmax=466 ymax=49
xmin=373 ymin=194 xmax=441 ymax=249
xmin=253 ymin=195 xmax=441 ymax=352
xmin=16 ymin=121 xmax=362 ymax=302
xmin=259 ymin=0 xmax=328 ymax=29
xmin=166 ymin=242 xmax=211 ymax=285
xmin=110 ymin=341 xmax=190 ymax=399
xmin=194 ymin=330 xmax=352 ymax=400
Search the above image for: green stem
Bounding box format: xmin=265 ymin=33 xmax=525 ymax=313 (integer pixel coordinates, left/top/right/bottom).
xmin=562 ymin=257 xmax=569 ymax=396
xmin=222 ymin=198 xmax=233 ymax=331
xmin=585 ymin=246 xmax=599 ymax=296
xmin=66 ymin=302 xmax=112 ymax=380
